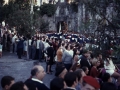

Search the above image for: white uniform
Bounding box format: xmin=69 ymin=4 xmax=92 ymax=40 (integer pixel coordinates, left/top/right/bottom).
xmin=104 ymin=60 xmax=115 ymax=75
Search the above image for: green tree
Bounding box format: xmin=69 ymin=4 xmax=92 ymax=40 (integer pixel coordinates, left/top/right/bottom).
xmin=7 ymin=9 xmax=39 ymax=35
xmin=0 ymin=1 xmax=19 ymax=22
xmin=0 ymin=0 xmax=41 ymax=35
xmin=40 ymin=3 xmax=56 ymax=17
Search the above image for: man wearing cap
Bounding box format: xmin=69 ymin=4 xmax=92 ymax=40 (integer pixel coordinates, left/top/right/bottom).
xmin=81 ymin=76 xmax=100 ymax=90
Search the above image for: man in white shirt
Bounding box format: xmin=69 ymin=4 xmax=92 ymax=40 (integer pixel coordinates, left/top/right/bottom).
xmin=12 ymin=34 xmax=17 ymax=53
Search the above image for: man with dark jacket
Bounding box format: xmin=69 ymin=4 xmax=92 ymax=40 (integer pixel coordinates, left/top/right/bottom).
xmin=39 ymin=37 xmax=44 ymax=62
xmin=25 ymin=65 xmax=49 ymax=90
xmin=80 ymin=50 xmax=92 ymax=75
xmin=17 ymin=38 xmax=24 ymax=59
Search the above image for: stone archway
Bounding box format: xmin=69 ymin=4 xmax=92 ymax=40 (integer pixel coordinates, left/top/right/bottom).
xmin=56 ymin=21 xmax=68 ymax=33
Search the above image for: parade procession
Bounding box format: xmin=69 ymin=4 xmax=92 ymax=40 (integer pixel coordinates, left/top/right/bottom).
xmin=0 ymin=0 xmax=120 ymax=90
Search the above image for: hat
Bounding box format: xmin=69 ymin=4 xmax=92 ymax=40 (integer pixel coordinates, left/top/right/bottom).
xmin=83 ymin=76 xmax=100 ymax=89
xmin=55 ymin=66 xmax=66 ymax=77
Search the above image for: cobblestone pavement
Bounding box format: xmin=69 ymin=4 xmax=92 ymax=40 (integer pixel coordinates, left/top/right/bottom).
xmin=0 ymin=52 xmax=55 ymax=89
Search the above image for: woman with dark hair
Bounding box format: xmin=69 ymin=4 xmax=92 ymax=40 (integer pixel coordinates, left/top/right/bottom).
xmin=82 ymin=66 xmax=89 ymax=75
xmin=70 ymin=48 xmax=80 ymax=71
xmin=46 ymin=42 xmax=54 ymax=74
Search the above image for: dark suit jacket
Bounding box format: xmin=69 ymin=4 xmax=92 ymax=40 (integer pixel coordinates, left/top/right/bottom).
xmin=80 ymin=55 xmax=92 ymax=72
xmin=17 ymin=40 xmax=24 ymax=49
xmin=25 ymin=79 xmax=49 ymax=90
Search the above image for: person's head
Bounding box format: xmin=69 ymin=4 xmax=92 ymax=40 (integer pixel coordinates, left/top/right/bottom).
xmin=50 ymin=77 xmax=64 ymax=90
xmin=74 ymin=69 xmax=86 ymax=83
xmin=101 ymin=82 xmax=117 ymax=90
xmin=73 ymin=48 xmax=79 ymax=58
xmin=61 ymin=43 xmax=65 ymax=47
xmin=92 ymin=58 xmax=100 ymax=67
xmin=52 ymin=38 xmax=55 ymax=42
xmin=70 ymin=45 xmax=74 ymax=50
xmin=65 ymin=44 xmax=70 ymax=50
xmin=82 ymin=49 xmax=90 ymax=57
xmin=1 ymin=76 xmax=15 ymax=90
xmin=49 ymin=42 xmax=53 ymax=47
xmin=97 ymin=53 xmax=102 ymax=59
xmin=10 ymin=81 xmax=28 ymax=90
xmin=82 ymin=66 xmax=89 ymax=75
xmin=55 ymin=65 xmax=67 ymax=79
xmin=64 ymin=72 xmax=78 ymax=88
xmin=81 ymin=76 xmax=100 ymax=90
xmin=102 ymin=73 xmax=112 ymax=83
xmin=31 ymin=65 xmax=46 ymax=80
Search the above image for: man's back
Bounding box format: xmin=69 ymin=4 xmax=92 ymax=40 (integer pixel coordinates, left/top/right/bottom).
xmin=25 ymin=79 xmax=49 ymax=90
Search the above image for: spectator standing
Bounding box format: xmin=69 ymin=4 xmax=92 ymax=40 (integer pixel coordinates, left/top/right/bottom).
xmin=1 ymin=76 xmax=15 ymax=90
xmin=46 ymin=43 xmax=54 ymax=74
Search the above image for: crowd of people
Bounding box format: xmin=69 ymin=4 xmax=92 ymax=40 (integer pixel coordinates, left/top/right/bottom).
xmin=1 ymin=26 xmax=120 ymax=90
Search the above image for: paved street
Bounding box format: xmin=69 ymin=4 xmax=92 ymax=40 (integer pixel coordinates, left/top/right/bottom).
xmin=0 ymin=52 xmax=55 ymax=89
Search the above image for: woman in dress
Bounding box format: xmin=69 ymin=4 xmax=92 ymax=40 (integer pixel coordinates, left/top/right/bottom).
xmin=23 ymin=38 xmax=27 ymax=56
xmin=90 ymin=58 xmax=101 ymax=78
xmin=70 ymin=48 xmax=80 ymax=71
xmin=104 ymin=57 xmax=120 ymax=79
xmin=31 ymin=37 xmax=36 ymax=60
xmin=46 ymin=43 xmax=54 ymax=74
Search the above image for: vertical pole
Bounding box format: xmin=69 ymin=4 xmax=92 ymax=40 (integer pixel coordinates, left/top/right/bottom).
xmin=26 ymin=0 xmax=34 ymax=60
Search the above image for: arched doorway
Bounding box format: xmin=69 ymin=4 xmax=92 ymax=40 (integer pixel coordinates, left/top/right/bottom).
xmin=56 ymin=21 xmax=68 ymax=33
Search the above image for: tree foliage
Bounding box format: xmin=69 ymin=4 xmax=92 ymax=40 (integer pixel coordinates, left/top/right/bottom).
xmin=0 ymin=0 xmax=41 ymax=35
xmin=40 ymin=19 xmax=49 ymax=32
xmin=40 ymin=3 xmax=56 ymax=17
xmin=7 ymin=10 xmax=31 ymax=35
xmin=80 ymin=0 xmax=120 ymax=29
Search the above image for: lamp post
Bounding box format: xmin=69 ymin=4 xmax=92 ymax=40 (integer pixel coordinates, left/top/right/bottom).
xmin=26 ymin=0 xmax=34 ymax=60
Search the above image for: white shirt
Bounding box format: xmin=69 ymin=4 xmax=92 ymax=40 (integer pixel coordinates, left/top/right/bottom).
xmin=44 ymin=42 xmax=50 ymax=50
xmin=32 ymin=78 xmax=43 ymax=83
xmin=12 ymin=35 xmax=17 ymax=43
xmin=28 ymin=39 xmax=32 ymax=45
xmin=104 ymin=60 xmax=115 ymax=70
xmin=66 ymin=50 xmax=73 ymax=57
